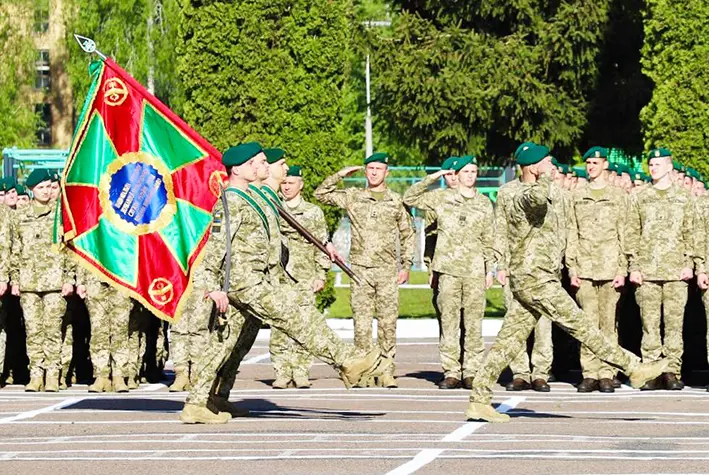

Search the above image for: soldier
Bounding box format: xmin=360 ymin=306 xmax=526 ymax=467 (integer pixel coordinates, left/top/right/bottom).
xmin=49 ymin=171 xmax=61 ymax=202
xmin=626 ymin=148 xmax=696 ymax=390
xmin=0 ymin=185 xmax=11 ymax=387
xmin=180 ymin=142 xmax=391 ymax=424
xmin=3 ymin=178 xmax=18 ymax=209
xmin=498 ymin=143 xmax=554 ymax=393
xmin=567 ymin=146 xmax=628 ymax=393
xmin=465 ymin=144 xmax=668 ymax=423
xmin=10 ymin=169 xmax=75 ymax=392
xmin=15 ymin=185 xmax=30 ymax=207
xmin=75 ymin=267 xmax=131 ymax=393
xmin=267 ymin=164 xmax=331 ymax=389
xmin=404 ymin=156 xmax=494 ymax=389
xmin=315 ymin=152 xmax=415 ymax=388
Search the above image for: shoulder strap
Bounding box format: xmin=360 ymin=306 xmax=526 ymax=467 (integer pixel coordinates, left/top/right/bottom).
xmin=226 ymin=187 xmax=270 ymax=239
xmin=248 ymin=184 xmax=281 ymax=231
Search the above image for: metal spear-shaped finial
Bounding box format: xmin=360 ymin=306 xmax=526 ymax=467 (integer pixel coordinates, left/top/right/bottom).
xmin=73 ymin=34 xmax=106 ymax=60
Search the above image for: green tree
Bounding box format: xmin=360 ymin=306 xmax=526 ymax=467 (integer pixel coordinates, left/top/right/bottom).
xmin=364 ymin=0 xmax=613 ymax=165
xmin=177 ymin=0 xmax=354 ymax=310
xmin=0 ymin=1 xmax=39 ymax=148
xmin=640 ymin=0 xmax=709 ymax=175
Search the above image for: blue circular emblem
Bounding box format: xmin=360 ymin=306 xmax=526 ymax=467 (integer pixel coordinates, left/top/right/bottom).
xmin=108 ymin=162 xmax=168 ymax=226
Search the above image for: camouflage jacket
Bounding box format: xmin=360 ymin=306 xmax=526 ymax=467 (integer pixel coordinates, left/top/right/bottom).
xmin=566 ymin=183 xmax=629 ymax=281
xmin=626 ymin=184 xmax=696 ymax=281
xmin=315 ymin=173 xmax=415 ymax=269
xmin=0 ymin=205 xmax=12 ymax=283
xmin=404 ymin=175 xmax=494 ymax=278
xmin=507 ymin=175 xmax=568 ymax=292
xmin=695 ymin=194 xmax=709 ymax=274
xmin=493 ymin=178 xmax=524 ymax=273
xmin=10 ymin=202 xmax=75 ymax=292
xmin=282 ymin=196 xmax=330 ymax=284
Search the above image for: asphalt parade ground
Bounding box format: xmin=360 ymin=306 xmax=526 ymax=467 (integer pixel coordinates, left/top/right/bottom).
xmin=1 ymin=334 xmax=709 ymax=475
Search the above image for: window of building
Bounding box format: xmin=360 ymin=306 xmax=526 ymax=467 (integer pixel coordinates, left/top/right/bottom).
xmin=34 ymin=0 xmax=50 ymax=34
xmin=36 ymin=103 xmax=52 ymax=147
xmin=35 ymin=49 xmax=50 ymax=91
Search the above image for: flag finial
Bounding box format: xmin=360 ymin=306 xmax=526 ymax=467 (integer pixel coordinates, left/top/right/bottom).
xmin=74 ymin=34 xmax=106 ymax=60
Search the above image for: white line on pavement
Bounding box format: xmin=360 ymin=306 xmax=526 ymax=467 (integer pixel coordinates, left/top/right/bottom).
xmin=242 ymin=353 xmax=271 ymax=364
xmin=0 ymin=397 xmax=83 ymax=424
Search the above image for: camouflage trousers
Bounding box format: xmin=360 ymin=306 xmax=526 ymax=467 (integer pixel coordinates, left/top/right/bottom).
xmin=702 ymin=290 xmax=709 ymax=367
xmin=350 ymin=264 xmax=398 ymax=376
xmin=21 ymin=291 xmax=67 ymax=377
xmin=0 ymin=310 xmax=4 ymax=377
xmin=270 ymin=283 xmax=313 ymax=379
xmin=636 ymin=280 xmax=687 ymax=374
xmin=470 ymin=280 xmax=639 ymax=405
xmin=186 ymin=273 xmax=359 ymax=407
xmin=170 ymin=288 xmax=212 ymax=371
xmin=576 ymin=279 xmax=620 ymax=380
xmin=60 ymin=303 xmax=74 ymax=379
xmin=86 ymin=285 xmax=131 ymax=378
xmin=126 ymin=305 xmax=149 ymax=380
xmin=436 ymin=273 xmax=486 ymax=379
xmin=504 ymin=285 xmax=553 ymax=382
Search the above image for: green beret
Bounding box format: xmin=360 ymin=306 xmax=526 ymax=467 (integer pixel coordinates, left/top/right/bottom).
xmin=672 ymin=160 xmax=683 ymax=171
xmin=451 ymin=155 xmax=478 ymax=172
xmin=0 ymin=177 xmax=13 ymax=192
xmin=551 ymin=156 xmax=560 ymax=168
xmin=648 ymin=147 xmax=672 ymax=161
xmin=558 ymin=164 xmax=570 ymax=175
xmin=582 ymin=146 xmax=608 ymax=161
xmin=222 ymin=142 xmax=263 ymax=167
xmin=286 ymin=165 xmax=302 ymax=177
xmin=15 ymin=184 xmax=28 ymax=196
xmin=516 ymin=145 xmax=550 ymax=166
xmin=440 ymin=156 xmax=457 ymax=170
xmin=514 ymin=142 xmax=536 ymax=160
xmin=617 ymin=164 xmax=630 ymax=176
xmin=25 ymin=169 xmax=53 ymax=189
xmin=364 ymin=152 xmax=389 ymax=165
xmin=50 ymin=170 xmax=60 ymax=182
xmin=264 ymin=148 xmax=286 ymax=164
xmin=572 ymin=167 xmax=587 ymax=179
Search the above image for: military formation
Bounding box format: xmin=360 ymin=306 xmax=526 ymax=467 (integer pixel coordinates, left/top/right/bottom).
xmin=2 ymin=140 xmax=709 ymax=424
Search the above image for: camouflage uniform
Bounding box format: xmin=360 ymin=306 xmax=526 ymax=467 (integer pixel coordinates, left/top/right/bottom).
xmin=566 ymin=183 xmax=629 ymax=381
xmin=404 ymin=175 xmax=494 ymax=379
xmin=269 ymin=196 xmax=330 ymax=381
xmin=10 ymin=203 xmax=74 ymax=382
xmin=126 ymin=301 xmax=149 ymax=385
xmin=315 ymin=173 xmax=415 ymax=377
xmin=695 ymin=194 xmax=709 ymax=366
xmin=0 ymin=205 xmax=10 ymax=379
xmin=186 ymin=189 xmax=362 ymax=407
xmin=626 ymin=184 xmax=695 ymax=374
xmin=494 ymin=178 xmax=553 ymax=383
xmin=170 ymin=274 xmax=213 ymax=381
xmin=470 ymin=176 xmax=642 ymax=405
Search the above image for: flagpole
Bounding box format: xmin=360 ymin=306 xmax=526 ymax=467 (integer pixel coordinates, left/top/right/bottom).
xmin=73 ymin=34 xmax=107 ymax=60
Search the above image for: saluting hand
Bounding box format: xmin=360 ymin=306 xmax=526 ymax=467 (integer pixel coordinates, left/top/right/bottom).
xmin=432 ymin=169 xmax=455 ymax=179
xmin=338 ymin=166 xmax=363 ymax=178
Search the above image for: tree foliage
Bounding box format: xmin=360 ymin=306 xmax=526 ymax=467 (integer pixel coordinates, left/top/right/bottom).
xmin=364 ymin=0 xmax=614 ymax=164
xmin=641 ymin=0 xmax=709 ymax=175
xmin=0 ymin=0 xmax=39 ymax=148
xmin=177 ymin=0 xmax=354 ymax=310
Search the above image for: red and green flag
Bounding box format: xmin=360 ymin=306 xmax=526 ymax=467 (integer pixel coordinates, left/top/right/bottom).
xmin=60 ymin=58 xmax=226 ymax=322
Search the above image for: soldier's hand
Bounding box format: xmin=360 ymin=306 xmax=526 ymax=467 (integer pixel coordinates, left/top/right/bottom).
xmin=570 ymin=276 xmax=581 ymax=288
xmin=629 ymin=271 xmax=643 ymax=286
xmin=0 ymin=282 xmax=6 ymax=296
xmin=61 ymin=284 xmax=74 ymax=297
xmin=397 ymin=269 xmax=409 ymax=285
xmin=76 ymin=285 xmax=87 ymax=299
xmin=311 ymin=279 xmax=325 ymax=293
xmin=698 ymin=273 xmax=709 ymax=290
xmin=433 ymin=169 xmax=455 ymax=179
xmin=612 ymin=274 xmax=626 ymax=289
xmin=338 ymin=166 xmax=363 ymax=178
xmin=496 ymin=270 xmax=507 ymax=286
xmin=208 ymin=291 xmax=229 ymax=313
xmin=11 ymin=284 xmax=19 ymax=296
xmin=325 ymin=242 xmax=343 ymax=262
xmin=680 ymin=267 xmax=693 ymax=281
xmin=485 ymin=273 xmax=494 ymax=289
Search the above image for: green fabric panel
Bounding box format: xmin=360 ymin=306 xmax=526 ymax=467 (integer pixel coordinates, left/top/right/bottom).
xmin=140 ymin=102 xmax=205 ymax=171
xmin=66 ymin=114 xmax=118 ymax=187
xmin=158 ymin=199 xmax=213 ymax=272
xmin=74 ymin=216 xmax=138 ymax=285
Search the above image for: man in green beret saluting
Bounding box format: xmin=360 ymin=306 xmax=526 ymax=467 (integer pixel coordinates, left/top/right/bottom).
xmin=315 ymin=152 xmax=415 ymax=388
xmin=465 ymin=144 xmax=668 ymax=423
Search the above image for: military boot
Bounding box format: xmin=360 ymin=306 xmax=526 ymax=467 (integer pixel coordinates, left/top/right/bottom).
xmin=340 ymin=349 xmax=392 ymax=389
xmin=462 ymin=377 xmax=474 ymax=390
xmin=439 ymin=377 xmax=461 ymax=389
xmin=354 ymin=376 xmax=377 ymax=388
xmin=44 ymin=372 xmax=60 ymax=392
xmin=378 ymin=374 xmax=398 ymax=388
xmin=598 ymin=378 xmax=615 ymax=393
xmin=663 ymin=373 xmax=684 ymax=391
xmin=169 ymin=368 xmax=191 ymax=392
xmin=505 ymin=378 xmax=531 ymax=391
xmin=127 ymin=374 xmax=139 ymax=390
xmin=209 ymin=395 xmax=250 ymax=418
xmin=179 ymin=403 xmax=230 ymax=424
xmin=113 ymin=375 xmax=129 ymax=393
xmin=532 ymin=379 xmax=550 ymax=392
xmin=577 ymin=378 xmax=599 ymax=393
xmin=88 ymin=376 xmax=111 ymax=393
xmin=25 ymin=375 xmax=44 ymax=392
xmin=464 ymin=402 xmax=511 ymax=423
xmin=293 ymin=376 xmax=312 ymax=389
xmin=629 ymin=358 xmax=669 ymax=389
xmin=272 ymin=377 xmax=290 ymax=389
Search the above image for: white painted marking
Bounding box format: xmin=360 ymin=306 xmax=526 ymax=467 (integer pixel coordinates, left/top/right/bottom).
xmin=0 ymin=397 xmax=83 ymax=424
xmin=385 ymin=397 xmax=524 ymax=475
xmin=242 ymin=353 xmax=271 ymax=364
xmin=137 ymin=383 xmax=165 ymax=392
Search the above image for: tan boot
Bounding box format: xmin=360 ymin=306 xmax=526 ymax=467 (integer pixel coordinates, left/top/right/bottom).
xmin=170 ymin=368 xmax=190 ymax=392
xmin=45 ymin=372 xmax=60 ymax=392
xmin=179 ymin=403 xmax=230 ymax=424
xmin=464 ymin=402 xmax=511 ymax=423
xmin=293 ymin=376 xmax=311 ymax=389
xmin=340 ymin=349 xmax=392 ymax=389
xmin=629 ymin=358 xmax=669 ymax=389
xmin=272 ymin=377 xmax=290 ymax=389
xmin=209 ymin=395 xmax=250 ymax=418
xmin=25 ymin=375 xmax=44 ymax=392
xmin=378 ymin=374 xmax=398 ymax=388
xmin=88 ymin=376 xmax=110 ymax=393
xmin=113 ymin=375 xmax=129 ymax=393
xmin=127 ymin=374 xmax=139 ymax=390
